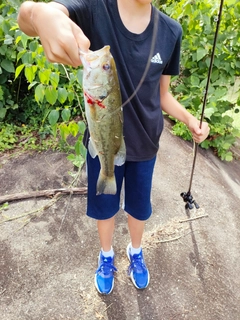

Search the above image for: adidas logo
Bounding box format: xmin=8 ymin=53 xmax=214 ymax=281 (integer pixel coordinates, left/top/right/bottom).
xmin=151 ymin=53 xmax=163 ymax=64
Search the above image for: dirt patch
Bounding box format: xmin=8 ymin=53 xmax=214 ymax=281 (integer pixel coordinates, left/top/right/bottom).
xmin=0 ymin=120 xmax=240 ymax=320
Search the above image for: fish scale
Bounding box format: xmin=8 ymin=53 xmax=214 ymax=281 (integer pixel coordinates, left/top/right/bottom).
xmin=81 ymin=46 xmax=126 ymax=195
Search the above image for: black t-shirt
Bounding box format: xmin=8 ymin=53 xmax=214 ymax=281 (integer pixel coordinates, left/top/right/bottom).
xmin=55 ymin=0 xmax=182 ymax=161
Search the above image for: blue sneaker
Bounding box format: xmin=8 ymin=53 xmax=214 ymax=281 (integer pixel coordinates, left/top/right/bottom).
xmin=127 ymin=243 xmax=150 ymax=289
xmin=95 ymin=252 xmax=117 ymax=294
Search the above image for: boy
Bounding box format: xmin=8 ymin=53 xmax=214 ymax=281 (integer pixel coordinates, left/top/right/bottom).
xmin=18 ymin=0 xmax=210 ymax=295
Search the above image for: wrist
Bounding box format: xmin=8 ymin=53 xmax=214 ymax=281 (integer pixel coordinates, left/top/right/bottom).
xmin=30 ymin=3 xmax=38 ymax=34
xmin=187 ymin=115 xmax=199 ymax=131
xmin=18 ymin=1 xmax=39 ymax=36
xmin=30 ymin=2 xmax=47 ymax=35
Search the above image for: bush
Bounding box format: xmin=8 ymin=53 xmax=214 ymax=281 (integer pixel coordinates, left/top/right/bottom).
xmin=0 ymin=0 xmax=20 ymax=119
xmin=0 ymin=0 xmax=86 ymax=167
xmin=162 ymin=0 xmax=240 ymax=161
xmin=0 ymin=0 xmax=239 ymax=162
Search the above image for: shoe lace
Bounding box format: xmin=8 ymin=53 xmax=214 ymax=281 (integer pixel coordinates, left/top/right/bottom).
xmin=128 ymin=253 xmax=147 ymax=275
xmin=96 ymin=257 xmax=117 ymax=276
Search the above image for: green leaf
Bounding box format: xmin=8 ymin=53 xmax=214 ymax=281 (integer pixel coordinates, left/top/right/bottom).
xmin=24 ymin=65 xmax=38 ymax=83
xmin=0 ymin=107 xmax=7 ymax=119
xmin=15 ymin=35 xmax=21 ymax=45
xmin=49 ymin=72 xmax=60 ymax=88
xmin=190 ymin=75 xmax=200 ymax=87
xmin=28 ymin=81 xmax=38 ymax=90
xmin=211 ymin=69 xmax=219 ymax=82
xmin=68 ymin=122 xmax=79 ymax=137
xmin=200 ymin=78 xmax=208 ymax=88
xmin=38 ymin=69 xmax=52 ymax=85
xmin=4 ymin=34 xmax=14 ymax=45
xmin=48 ymin=110 xmax=59 ymax=126
xmin=35 ymin=84 xmax=45 ymax=103
xmin=15 ymin=64 xmax=25 ymax=79
xmin=59 ymin=123 xmax=69 ymax=141
xmin=17 ymin=50 xmax=27 ymax=62
xmin=196 ymin=48 xmax=208 ymax=62
xmin=20 ymin=33 xmax=29 ymax=49
xmin=29 ymin=40 xmax=39 ymax=52
xmin=184 ymin=3 xmax=192 ymax=15
xmin=21 ymin=52 xmax=34 ymax=64
xmin=1 ymin=59 xmax=15 ymax=73
xmin=0 ymin=46 xmax=7 ymax=56
xmin=68 ymin=91 xmax=75 ymax=102
xmin=51 ymin=123 xmax=58 ymax=139
xmin=74 ymin=140 xmax=87 ymax=160
xmin=75 ymin=140 xmax=81 ymax=156
xmin=45 ymin=86 xmax=58 ymax=105
xmin=67 ymin=154 xmax=75 ymax=162
xmin=204 ymin=107 xmax=215 ymax=119
xmin=200 ymin=140 xmax=210 ymax=149
xmin=58 ymin=87 xmax=68 ymax=104
xmin=61 ymin=109 xmax=71 ymax=122
xmin=79 ymin=141 xmax=87 ymax=158
xmin=78 ymin=121 xmax=86 ymax=134
xmin=67 ymin=154 xmax=85 ymax=168
xmin=223 ymin=151 xmax=233 ymax=162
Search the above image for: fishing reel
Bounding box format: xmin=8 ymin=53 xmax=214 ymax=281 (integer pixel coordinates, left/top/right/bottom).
xmin=180 ymin=191 xmax=199 ymax=210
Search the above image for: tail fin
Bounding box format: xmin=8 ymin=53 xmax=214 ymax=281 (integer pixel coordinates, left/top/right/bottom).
xmin=96 ymin=172 xmax=117 ymax=195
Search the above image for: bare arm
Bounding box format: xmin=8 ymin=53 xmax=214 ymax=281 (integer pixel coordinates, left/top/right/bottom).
xmin=17 ymin=1 xmax=90 ymax=67
xmin=160 ymin=75 xmax=209 ymax=143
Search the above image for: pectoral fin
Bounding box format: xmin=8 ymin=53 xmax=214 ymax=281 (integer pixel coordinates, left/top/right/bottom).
xmin=114 ymin=137 xmax=126 ymax=166
xmin=88 ymin=137 xmax=98 ymax=159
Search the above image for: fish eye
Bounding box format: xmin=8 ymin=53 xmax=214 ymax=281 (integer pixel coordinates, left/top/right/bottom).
xmin=102 ymin=63 xmax=110 ymax=71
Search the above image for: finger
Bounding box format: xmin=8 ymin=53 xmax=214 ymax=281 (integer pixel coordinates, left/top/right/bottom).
xmin=76 ymin=30 xmax=90 ymax=51
xmin=41 ymin=40 xmax=79 ymax=66
xmin=59 ymin=31 xmax=83 ymax=66
xmin=74 ymin=27 xmax=90 ymax=57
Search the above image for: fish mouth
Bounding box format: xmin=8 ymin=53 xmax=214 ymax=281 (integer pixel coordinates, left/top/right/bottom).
xmin=80 ymin=45 xmax=110 ymax=70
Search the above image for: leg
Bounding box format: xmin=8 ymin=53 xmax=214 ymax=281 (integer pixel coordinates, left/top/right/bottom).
xmin=124 ymin=157 xmax=157 ymax=289
xmin=97 ymin=217 xmax=115 ymax=251
xmin=127 ymin=214 xmax=145 ymax=248
xmin=86 ymin=152 xmax=125 ymax=294
xmin=126 ymin=217 xmax=150 ymax=289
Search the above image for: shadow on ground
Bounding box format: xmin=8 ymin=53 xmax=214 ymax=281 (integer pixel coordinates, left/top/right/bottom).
xmin=0 ymin=119 xmax=240 ymax=320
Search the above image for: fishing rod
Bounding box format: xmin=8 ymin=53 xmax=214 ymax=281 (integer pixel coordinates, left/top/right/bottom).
xmin=181 ymin=0 xmax=224 ymax=210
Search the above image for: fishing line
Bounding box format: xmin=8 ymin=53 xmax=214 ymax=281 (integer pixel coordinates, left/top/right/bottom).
xmin=120 ymin=7 xmax=159 ymax=109
xmin=181 ymin=0 xmax=224 ymax=210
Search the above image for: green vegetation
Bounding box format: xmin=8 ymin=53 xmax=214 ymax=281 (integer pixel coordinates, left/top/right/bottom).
xmin=0 ymin=0 xmax=86 ymax=168
xmin=162 ymin=0 xmax=240 ymax=161
xmin=0 ymin=0 xmax=239 ymax=162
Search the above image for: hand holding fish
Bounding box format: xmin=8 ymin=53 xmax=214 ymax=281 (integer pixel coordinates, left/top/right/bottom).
xmin=17 ymin=2 xmax=90 ymax=67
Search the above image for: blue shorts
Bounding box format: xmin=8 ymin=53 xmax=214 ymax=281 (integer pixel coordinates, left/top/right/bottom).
xmin=86 ymin=152 xmax=156 ymax=221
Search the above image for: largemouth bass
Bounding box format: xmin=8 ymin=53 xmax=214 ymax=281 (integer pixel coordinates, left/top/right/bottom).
xmin=81 ymin=45 xmax=126 ymax=195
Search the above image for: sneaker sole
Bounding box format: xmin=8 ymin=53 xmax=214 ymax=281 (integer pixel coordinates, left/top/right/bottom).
xmin=126 ymin=243 xmax=150 ymax=289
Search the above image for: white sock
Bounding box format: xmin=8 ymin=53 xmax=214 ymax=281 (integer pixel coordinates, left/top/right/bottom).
xmin=101 ymin=247 xmax=114 ymax=258
xmin=130 ymin=244 xmax=141 ymax=255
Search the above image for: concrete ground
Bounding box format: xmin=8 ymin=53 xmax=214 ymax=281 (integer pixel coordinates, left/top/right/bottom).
xmin=0 ymin=119 xmax=240 ymax=320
